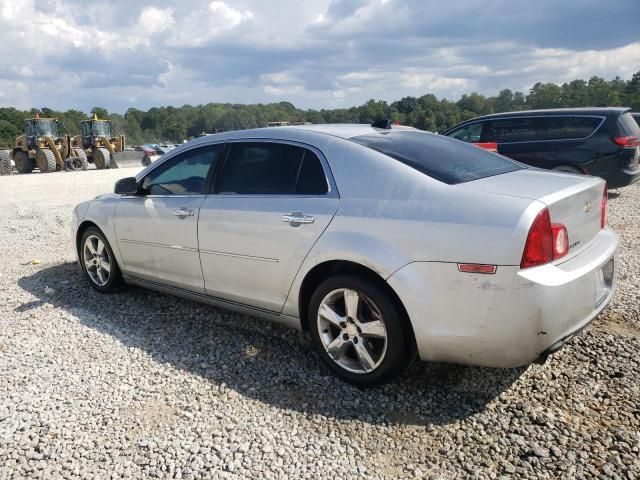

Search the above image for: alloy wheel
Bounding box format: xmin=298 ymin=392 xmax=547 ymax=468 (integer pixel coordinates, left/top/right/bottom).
xmin=317 ymin=288 xmax=388 ymax=374
xmin=83 ymin=235 xmax=111 ymax=287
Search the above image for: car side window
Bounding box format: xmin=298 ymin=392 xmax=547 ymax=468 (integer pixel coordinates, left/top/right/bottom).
xmin=218 ymin=142 xmax=328 ymax=195
xmin=485 ymin=117 xmax=548 ymax=143
xmin=546 ymin=117 xmax=601 ymax=140
xmin=447 ymin=122 xmax=483 ymax=143
xmin=141 ymin=144 xmax=223 ymax=195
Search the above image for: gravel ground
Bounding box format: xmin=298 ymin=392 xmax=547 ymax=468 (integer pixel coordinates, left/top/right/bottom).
xmin=0 ymin=170 xmax=639 ymax=479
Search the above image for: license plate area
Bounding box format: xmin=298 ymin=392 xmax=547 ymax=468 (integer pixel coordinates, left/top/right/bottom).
xmin=595 ymin=258 xmax=614 ymax=307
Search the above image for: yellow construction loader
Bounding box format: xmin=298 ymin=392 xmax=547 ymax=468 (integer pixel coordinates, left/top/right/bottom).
xmin=7 ymin=115 xmax=87 ymax=174
xmin=72 ymin=115 xmax=145 ymax=169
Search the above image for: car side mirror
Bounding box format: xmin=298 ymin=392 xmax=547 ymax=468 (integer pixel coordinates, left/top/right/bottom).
xmin=114 ymin=177 xmax=140 ymax=195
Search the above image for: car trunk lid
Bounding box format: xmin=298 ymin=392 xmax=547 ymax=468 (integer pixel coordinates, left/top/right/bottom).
xmin=459 ymin=169 xmax=605 ymax=260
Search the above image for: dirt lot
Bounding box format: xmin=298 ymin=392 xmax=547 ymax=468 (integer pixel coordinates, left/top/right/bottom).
xmin=0 ymin=170 xmax=639 ymax=479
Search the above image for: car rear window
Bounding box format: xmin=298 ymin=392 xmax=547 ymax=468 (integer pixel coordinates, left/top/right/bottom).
xmin=616 ymin=112 xmax=640 ymax=136
xmin=350 ymin=130 xmax=523 ymax=185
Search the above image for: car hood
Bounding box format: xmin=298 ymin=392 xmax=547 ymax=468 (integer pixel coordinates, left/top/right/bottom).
xmin=94 ymin=193 xmax=120 ymax=201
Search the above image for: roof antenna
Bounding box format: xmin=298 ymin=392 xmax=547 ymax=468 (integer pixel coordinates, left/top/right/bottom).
xmin=371 ymin=118 xmax=392 ymax=129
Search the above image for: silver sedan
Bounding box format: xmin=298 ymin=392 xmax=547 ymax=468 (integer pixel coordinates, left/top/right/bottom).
xmin=72 ymin=124 xmax=618 ymax=386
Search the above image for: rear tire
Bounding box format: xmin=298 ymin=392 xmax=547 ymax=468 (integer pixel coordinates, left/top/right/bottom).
xmin=553 ymin=165 xmax=582 ymax=174
xmin=79 ymin=227 xmax=123 ymax=293
xmin=0 ymin=150 xmax=11 ymax=175
xmin=36 ymin=149 xmax=57 ymax=173
xmin=94 ymin=148 xmax=111 ymax=169
xmin=14 ymin=150 xmax=34 ymax=174
xmin=308 ymin=274 xmax=415 ymax=387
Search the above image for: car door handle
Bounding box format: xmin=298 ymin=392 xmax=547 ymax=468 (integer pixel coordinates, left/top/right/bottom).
xmin=282 ymin=212 xmax=314 ymax=225
xmin=172 ymin=208 xmax=195 ymax=219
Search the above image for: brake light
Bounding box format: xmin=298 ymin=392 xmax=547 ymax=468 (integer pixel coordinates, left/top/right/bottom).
xmin=474 ymin=142 xmax=498 ymax=152
xmin=601 ymin=185 xmax=607 ymax=229
xmin=521 ymin=209 xmax=552 ymax=268
xmin=613 ymin=136 xmax=639 ymax=147
xmin=521 ymin=209 xmax=570 ymax=268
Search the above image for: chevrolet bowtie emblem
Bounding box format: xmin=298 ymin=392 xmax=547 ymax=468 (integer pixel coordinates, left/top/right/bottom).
xmin=584 ymin=201 xmax=593 ymax=213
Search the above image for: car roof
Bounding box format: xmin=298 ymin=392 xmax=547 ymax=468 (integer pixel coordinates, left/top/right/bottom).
xmin=179 ymin=124 xmax=419 ymax=151
xmin=283 ymin=123 xmax=418 ymax=138
xmin=460 ymin=107 xmax=630 ymax=123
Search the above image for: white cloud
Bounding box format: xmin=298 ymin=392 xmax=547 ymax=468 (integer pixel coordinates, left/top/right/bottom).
xmin=0 ymin=0 xmax=637 ymax=112
xmin=166 ymin=1 xmax=253 ymax=47
xmin=138 ymin=7 xmax=175 ymax=36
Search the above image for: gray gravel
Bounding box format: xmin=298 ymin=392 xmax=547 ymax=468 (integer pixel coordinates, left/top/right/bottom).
xmin=1 ymin=170 xmax=639 ymax=479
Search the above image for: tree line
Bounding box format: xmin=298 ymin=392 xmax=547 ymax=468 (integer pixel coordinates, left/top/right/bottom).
xmin=1 ymin=71 xmax=639 ymax=147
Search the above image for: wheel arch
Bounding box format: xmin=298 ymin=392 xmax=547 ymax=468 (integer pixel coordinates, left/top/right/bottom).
xmin=297 ymin=260 xmax=416 ymax=349
xmin=76 ymin=220 xmax=101 ymax=257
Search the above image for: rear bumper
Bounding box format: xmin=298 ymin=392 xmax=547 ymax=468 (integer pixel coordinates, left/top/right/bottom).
xmin=387 ymin=229 xmax=618 ymax=368
xmin=603 ymin=166 xmax=640 ymax=189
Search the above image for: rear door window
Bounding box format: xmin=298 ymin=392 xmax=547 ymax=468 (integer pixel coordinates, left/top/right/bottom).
xmin=485 ymin=117 xmax=547 ymax=143
xmin=546 ymin=116 xmax=602 ymax=140
xmin=350 ymin=131 xmax=523 ymax=185
xmin=446 ymin=122 xmax=484 ymax=143
xmin=218 ymin=142 xmax=328 ymax=195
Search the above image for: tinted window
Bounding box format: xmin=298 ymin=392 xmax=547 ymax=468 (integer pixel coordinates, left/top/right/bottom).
xmin=296 ymin=151 xmax=329 ymax=194
xmin=350 ymin=131 xmax=523 ymax=185
xmin=616 ymin=112 xmax=640 ymax=136
xmin=447 ymin=122 xmax=483 ymax=143
xmin=219 ymin=142 xmax=328 ymax=195
xmin=632 ymin=114 xmax=640 ymax=129
xmin=142 ymin=145 xmax=223 ymax=195
xmin=485 ymin=117 xmax=547 ymax=143
xmin=547 ymin=116 xmax=601 ymax=140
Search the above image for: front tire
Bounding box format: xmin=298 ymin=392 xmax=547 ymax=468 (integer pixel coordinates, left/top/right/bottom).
xmin=93 ymin=148 xmax=111 ymax=169
xmin=308 ymin=274 xmax=415 ymax=386
xmin=80 ymin=227 xmax=123 ymax=292
xmin=36 ymin=149 xmax=57 ymax=173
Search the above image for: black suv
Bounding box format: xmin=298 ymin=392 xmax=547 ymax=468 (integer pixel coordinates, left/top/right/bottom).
xmin=442 ymin=107 xmax=640 ymax=188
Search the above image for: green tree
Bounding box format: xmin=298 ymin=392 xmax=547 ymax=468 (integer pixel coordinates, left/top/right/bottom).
xmin=91 ymin=107 xmax=109 ymax=119
xmin=527 ymin=83 xmax=562 ymax=109
xmin=491 ymin=89 xmax=515 ymax=112
xmin=625 ymin=72 xmax=640 ymax=111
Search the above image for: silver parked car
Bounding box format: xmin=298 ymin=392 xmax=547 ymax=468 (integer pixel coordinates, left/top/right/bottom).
xmin=72 ymin=124 xmax=617 ymax=386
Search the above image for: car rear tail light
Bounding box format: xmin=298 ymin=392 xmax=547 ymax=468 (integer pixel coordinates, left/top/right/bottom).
xmin=613 ymin=136 xmax=639 ymax=147
xmin=457 ymin=263 xmax=497 ymax=274
xmin=474 ymin=142 xmax=498 ymax=152
xmin=521 ymin=209 xmax=553 ymax=269
xmin=601 ymin=185 xmax=607 ymax=229
xmin=551 ymin=224 xmax=569 ymax=259
xmin=520 ymin=208 xmax=570 ymax=268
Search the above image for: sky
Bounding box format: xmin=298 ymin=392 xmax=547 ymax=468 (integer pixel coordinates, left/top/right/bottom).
xmin=0 ymin=0 xmax=639 ymax=113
